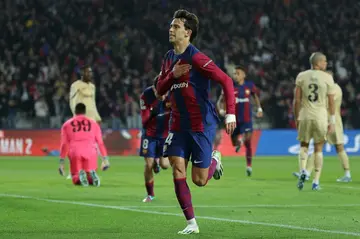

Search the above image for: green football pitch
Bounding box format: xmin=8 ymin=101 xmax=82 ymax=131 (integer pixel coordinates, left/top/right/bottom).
xmin=0 ymin=156 xmax=359 ymax=239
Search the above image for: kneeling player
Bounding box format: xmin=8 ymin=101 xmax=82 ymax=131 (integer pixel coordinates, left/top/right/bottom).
xmin=293 ymin=72 xmax=351 ymax=182
xmin=218 ymin=65 xmax=263 ymax=176
xmin=140 ymin=76 xmax=171 ymax=202
xmin=59 ymin=103 xmax=110 ymax=186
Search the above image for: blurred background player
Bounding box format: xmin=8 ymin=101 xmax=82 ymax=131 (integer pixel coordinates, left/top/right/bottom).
xmin=218 ymin=65 xmax=263 ymax=176
xmin=294 ymin=52 xmax=336 ymax=191
xmin=214 ymin=92 xmax=226 ymax=150
xmin=293 ymin=71 xmax=351 ymax=182
xmin=156 ymin=9 xmax=236 ymax=234
xmin=139 ymin=75 xmax=171 ymax=202
xmin=67 ymin=65 xmax=102 ymax=179
xmin=59 ymin=103 xmax=110 ymax=186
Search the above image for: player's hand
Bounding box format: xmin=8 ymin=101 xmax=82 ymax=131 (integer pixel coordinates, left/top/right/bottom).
xmin=58 ymin=165 xmax=65 ymax=176
xmin=172 ymin=60 xmax=192 ymax=78
xmin=256 ymin=111 xmax=263 ymax=118
xmin=101 ymin=158 xmax=110 ymax=171
xmin=225 ymin=114 xmax=236 ymax=135
xmin=328 ymin=124 xmax=335 ymax=134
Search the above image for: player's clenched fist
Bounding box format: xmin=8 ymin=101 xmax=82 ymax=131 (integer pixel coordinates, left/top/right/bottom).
xmin=173 ymin=60 xmax=192 ymax=78
xmin=225 ymin=114 xmax=236 ymax=135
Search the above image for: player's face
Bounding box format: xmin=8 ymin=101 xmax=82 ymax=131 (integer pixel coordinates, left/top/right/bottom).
xmin=83 ymin=67 xmax=93 ymax=82
xmin=169 ymin=18 xmax=191 ymax=44
xmin=317 ymin=56 xmax=327 ymax=71
xmin=233 ymin=69 xmax=246 ymax=83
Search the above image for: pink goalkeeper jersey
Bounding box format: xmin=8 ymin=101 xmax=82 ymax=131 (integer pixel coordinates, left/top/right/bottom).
xmin=60 ymin=115 xmax=108 ymax=159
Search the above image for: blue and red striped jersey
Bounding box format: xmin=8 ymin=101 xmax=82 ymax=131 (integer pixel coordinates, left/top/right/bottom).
xmin=140 ymin=87 xmax=171 ymax=138
xmin=156 ymin=44 xmax=235 ymax=132
xmin=234 ymin=81 xmax=258 ymax=123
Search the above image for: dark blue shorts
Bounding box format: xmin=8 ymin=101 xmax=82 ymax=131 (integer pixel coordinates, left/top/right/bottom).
xmin=232 ymin=122 xmax=253 ymax=138
xmin=163 ymin=130 xmax=216 ymax=168
xmin=139 ymin=135 xmax=165 ymax=159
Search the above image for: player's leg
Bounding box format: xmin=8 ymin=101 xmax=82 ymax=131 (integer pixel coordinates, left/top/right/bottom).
xmin=243 ymin=122 xmax=254 ymax=176
xmin=231 ymin=126 xmax=242 ymax=152
xmin=293 ymin=153 xmax=313 ymax=180
xmin=83 ymin=151 xmax=100 ymax=187
xmin=296 ymin=120 xmax=311 ymax=190
xmin=140 ymin=136 xmax=157 ymax=202
xmin=335 ymin=144 xmax=351 ymax=182
xmin=190 ymin=130 xmax=222 ymax=186
xmin=69 ymin=153 xmax=89 ymax=186
xmin=312 ymin=141 xmax=325 ymax=190
xmin=157 ymin=138 xmax=170 ymax=170
xmin=164 ymin=132 xmax=198 ymax=234
xmin=311 ymin=120 xmax=328 ymax=190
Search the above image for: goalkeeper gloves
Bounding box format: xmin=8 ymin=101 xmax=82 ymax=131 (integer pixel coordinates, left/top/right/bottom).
xmin=102 ymin=156 xmax=110 ymax=171
xmin=59 ymin=158 xmax=65 ymax=176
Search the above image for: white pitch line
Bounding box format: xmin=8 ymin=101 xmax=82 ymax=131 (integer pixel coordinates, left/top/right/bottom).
xmin=1 ymin=193 xmax=360 ymax=237
xmin=120 ymin=204 xmax=360 ymax=208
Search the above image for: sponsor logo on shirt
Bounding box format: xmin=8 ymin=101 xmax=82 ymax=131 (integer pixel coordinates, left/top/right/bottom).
xmin=170 ymin=82 xmax=189 ymax=91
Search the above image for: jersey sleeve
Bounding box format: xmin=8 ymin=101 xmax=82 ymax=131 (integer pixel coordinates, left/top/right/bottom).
xmin=295 ymin=73 xmax=303 ymax=87
xmin=156 ymin=52 xmax=175 ymax=95
xmin=250 ymin=82 xmax=259 ymax=95
xmin=326 ymin=75 xmax=336 ymax=95
xmin=60 ymin=124 xmax=69 ymax=159
xmin=69 ymin=82 xmax=79 ymax=115
xmin=140 ymin=93 xmax=152 ymax=127
xmin=192 ymin=52 xmax=235 ymax=115
xmin=94 ymin=122 xmax=108 ymax=157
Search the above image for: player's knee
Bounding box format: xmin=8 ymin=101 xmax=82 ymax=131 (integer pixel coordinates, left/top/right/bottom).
xmin=335 ymin=144 xmax=344 ymax=153
xmin=159 ymin=157 xmax=170 ymax=169
xmin=170 ymin=157 xmax=186 ymax=178
xmin=144 ymin=158 xmax=154 ymax=169
xmin=192 ymin=177 xmax=207 ymax=187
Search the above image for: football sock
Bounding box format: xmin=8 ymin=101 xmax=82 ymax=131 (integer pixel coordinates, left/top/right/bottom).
xmin=72 ymin=175 xmax=80 ymax=185
xmin=313 ymin=152 xmax=323 ymax=183
xmin=145 ymin=181 xmax=154 ymax=197
xmin=244 ymin=140 xmax=252 ymax=167
xmin=338 ymin=150 xmax=351 ymax=177
xmin=306 ymin=154 xmax=314 ymax=174
xmin=207 ymin=158 xmax=217 ymax=181
xmin=298 ymin=147 xmax=308 ymax=172
xmin=174 ymin=178 xmax=195 ymax=220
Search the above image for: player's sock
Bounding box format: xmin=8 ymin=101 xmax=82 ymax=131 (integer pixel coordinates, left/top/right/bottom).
xmin=87 ymin=176 xmax=93 ymax=185
xmin=244 ymin=139 xmax=252 ymax=167
xmin=313 ymin=152 xmax=323 ymax=184
xmin=338 ymin=150 xmax=351 ymax=176
xmin=72 ymin=175 xmax=81 ymax=185
xmin=174 ymin=178 xmax=195 ymax=221
xmin=145 ymin=181 xmax=155 ymax=197
xmin=207 ymin=159 xmax=217 ymax=181
xmin=298 ymin=147 xmax=308 ymax=172
xmin=306 ymin=154 xmax=314 ymax=174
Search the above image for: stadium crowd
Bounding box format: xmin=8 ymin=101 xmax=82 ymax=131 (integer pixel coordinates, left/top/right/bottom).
xmin=0 ymin=0 xmax=359 ymax=129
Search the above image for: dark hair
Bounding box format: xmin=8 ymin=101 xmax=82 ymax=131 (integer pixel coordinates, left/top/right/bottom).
xmin=75 ymin=103 xmax=86 ymax=115
xmin=235 ymin=65 xmax=247 ymax=73
xmin=173 ymin=9 xmax=199 ymax=42
xmin=153 ymin=75 xmax=160 ymax=88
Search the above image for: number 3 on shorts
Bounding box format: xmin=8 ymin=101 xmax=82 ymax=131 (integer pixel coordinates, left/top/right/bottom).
xmin=142 ymin=139 xmax=149 ymax=149
xmin=165 ymin=133 xmax=174 ymax=145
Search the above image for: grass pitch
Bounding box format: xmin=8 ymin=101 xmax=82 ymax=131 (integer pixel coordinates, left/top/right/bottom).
xmin=0 ymin=156 xmax=359 ymax=239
